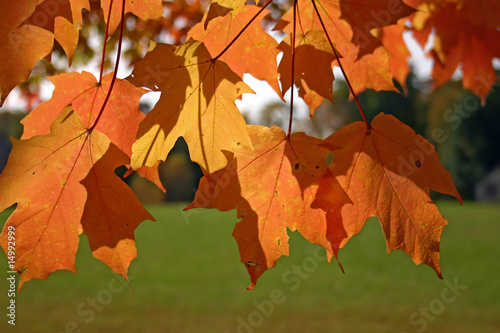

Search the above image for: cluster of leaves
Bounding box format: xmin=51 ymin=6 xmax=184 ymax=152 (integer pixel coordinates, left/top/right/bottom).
xmin=1 ymin=0 xmax=208 ymax=108
xmin=2 ymin=0 xmax=495 ymax=291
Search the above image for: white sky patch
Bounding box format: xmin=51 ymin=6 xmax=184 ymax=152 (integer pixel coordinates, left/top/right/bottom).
xmin=403 ymin=29 xmax=434 ymax=79
xmin=235 ymin=73 xmax=309 ymax=128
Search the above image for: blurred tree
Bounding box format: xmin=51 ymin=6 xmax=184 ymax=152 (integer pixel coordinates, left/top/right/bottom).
xmin=426 ymin=76 xmax=500 ymax=199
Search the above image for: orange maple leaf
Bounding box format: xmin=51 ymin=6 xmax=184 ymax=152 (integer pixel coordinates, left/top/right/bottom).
xmin=0 ymin=108 xmax=153 ymax=290
xmin=275 ymin=0 xmax=403 ymax=108
xmin=21 ymin=71 xmax=165 ymax=191
xmin=186 ymin=125 xmax=351 ymax=289
xmin=188 ymin=5 xmax=282 ymax=97
xmin=127 ymin=39 xmax=254 ymax=174
xmin=22 ymin=72 xmax=143 ymax=146
xmin=326 ymin=113 xmax=462 ymax=277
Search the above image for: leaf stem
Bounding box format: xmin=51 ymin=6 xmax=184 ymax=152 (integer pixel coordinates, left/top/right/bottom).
xmin=213 ymin=0 xmax=274 ymax=61
xmin=90 ymin=0 xmax=126 ymax=131
xmin=310 ymin=0 xmax=370 ymax=129
xmin=98 ymin=0 xmax=114 ymax=83
xmin=287 ymin=0 xmax=298 ymax=138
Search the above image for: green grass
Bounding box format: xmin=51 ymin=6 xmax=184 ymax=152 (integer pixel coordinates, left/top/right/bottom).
xmin=1 ymin=201 xmax=499 ymax=333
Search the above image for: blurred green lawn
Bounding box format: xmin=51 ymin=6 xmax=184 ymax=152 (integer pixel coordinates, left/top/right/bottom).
xmin=0 ymin=201 xmax=499 ymax=333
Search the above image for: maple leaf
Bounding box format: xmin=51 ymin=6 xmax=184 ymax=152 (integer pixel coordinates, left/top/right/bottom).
xmin=0 ymin=108 xmax=153 ymax=289
xmin=21 ymin=71 xmax=165 ymax=191
xmin=278 ymin=30 xmax=335 ymax=116
xmin=274 ymin=0 xmax=400 ymax=108
xmin=326 ymin=113 xmax=462 ymax=277
xmin=186 ymin=125 xmax=351 ymax=289
xmin=188 ymin=5 xmax=281 ymax=97
xmin=101 ymin=0 xmax=164 ymax=36
xmin=127 ymin=39 xmax=254 ymax=174
xmin=22 ymin=72 xmax=142 ymax=144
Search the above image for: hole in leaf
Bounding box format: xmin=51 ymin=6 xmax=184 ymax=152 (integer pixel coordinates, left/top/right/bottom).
xmin=326 ymin=152 xmax=334 ymax=166
xmin=415 ymin=160 xmax=422 ymax=168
